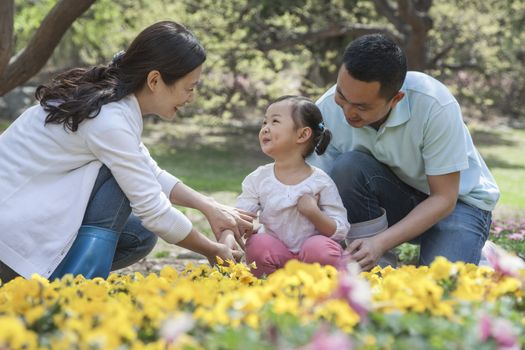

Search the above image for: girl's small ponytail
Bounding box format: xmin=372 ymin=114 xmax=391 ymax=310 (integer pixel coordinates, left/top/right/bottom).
xmin=314 ymin=125 xmax=332 ymax=155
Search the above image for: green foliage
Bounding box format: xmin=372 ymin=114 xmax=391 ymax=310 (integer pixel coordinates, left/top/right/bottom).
xmin=11 ymin=0 xmax=525 ymax=121
xmin=429 ymin=1 xmax=525 ymax=117
xmin=13 ymin=0 xmax=55 ymax=49
xmin=396 ymin=243 xmax=420 ymax=265
xmin=154 ymin=250 xmax=171 ymax=258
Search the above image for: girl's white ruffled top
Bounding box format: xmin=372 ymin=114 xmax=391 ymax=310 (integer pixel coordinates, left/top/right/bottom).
xmin=237 ymin=163 xmax=350 ymax=253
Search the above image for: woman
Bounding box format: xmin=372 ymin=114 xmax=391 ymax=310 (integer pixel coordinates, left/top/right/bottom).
xmin=0 ymin=21 xmax=253 ymax=282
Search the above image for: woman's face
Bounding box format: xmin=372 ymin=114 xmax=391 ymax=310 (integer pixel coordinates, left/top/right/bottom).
xmin=144 ymin=65 xmax=202 ymax=120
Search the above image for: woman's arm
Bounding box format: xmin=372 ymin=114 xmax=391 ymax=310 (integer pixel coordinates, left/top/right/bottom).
xmin=177 ymin=228 xmax=243 ymax=264
xmin=169 ymin=182 xmax=255 ymax=246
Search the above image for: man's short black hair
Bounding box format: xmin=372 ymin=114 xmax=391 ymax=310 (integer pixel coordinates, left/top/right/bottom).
xmin=342 ymin=34 xmax=407 ymax=99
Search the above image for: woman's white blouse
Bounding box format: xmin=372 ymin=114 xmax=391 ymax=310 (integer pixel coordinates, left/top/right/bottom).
xmin=0 ymin=95 xmax=192 ymax=278
xmin=236 ymin=164 xmax=350 ymax=253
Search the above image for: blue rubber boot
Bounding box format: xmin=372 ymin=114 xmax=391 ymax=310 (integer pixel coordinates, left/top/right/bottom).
xmin=50 ymin=225 xmax=119 ymax=280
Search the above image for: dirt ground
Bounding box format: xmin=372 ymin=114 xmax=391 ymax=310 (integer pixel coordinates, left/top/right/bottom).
xmin=113 ymin=246 xmax=210 ymax=276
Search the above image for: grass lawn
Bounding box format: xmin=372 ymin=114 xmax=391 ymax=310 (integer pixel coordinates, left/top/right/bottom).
xmin=470 ymin=124 xmax=525 ymax=217
xmin=144 ymin=120 xmax=268 ymax=193
xmin=143 ymin=119 xmax=525 ymax=217
xmin=0 ymin=121 xmax=10 ymax=132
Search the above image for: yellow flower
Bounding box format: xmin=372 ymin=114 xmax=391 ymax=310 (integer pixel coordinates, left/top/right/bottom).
xmin=314 ymin=299 xmax=360 ymax=332
xmin=160 ymin=266 xmax=180 ymax=280
xmin=23 ymin=304 xmax=46 ymax=325
xmin=430 ymin=256 xmax=455 ymax=280
xmin=0 ymin=315 xmax=38 ymax=349
xmin=216 ymin=256 xmax=224 ymax=265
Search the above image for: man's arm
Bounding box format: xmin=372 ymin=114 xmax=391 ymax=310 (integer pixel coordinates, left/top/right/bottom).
xmin=348 ymin=171 xmax=460 ymax=271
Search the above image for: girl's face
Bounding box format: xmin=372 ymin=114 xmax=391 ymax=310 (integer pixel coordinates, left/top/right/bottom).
xmin=142 ymin=65 xmax=202 ymax=120
xmin=259 ymin=101 xmax=304 ymax=159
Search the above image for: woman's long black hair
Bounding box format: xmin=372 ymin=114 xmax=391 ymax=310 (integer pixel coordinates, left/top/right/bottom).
xmin=35 ymin=21 xmax=206 ymax=131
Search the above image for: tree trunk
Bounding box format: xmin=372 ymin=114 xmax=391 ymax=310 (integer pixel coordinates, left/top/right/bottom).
xmin=0 ymin=0 xmax=14 ymax=76
xmin=0 ymin=0 xmax=96 ymax=96
xmin=372 ymin=0 xmax=433 ymax=71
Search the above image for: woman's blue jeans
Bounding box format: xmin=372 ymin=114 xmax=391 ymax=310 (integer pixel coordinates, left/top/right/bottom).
xmin=330 ymin=151 xmax=492 ymax=265
xmin=83 ymin=165 xmax=158 ymax=270
xmin=0 ymin=166 xmax=157 ymax=282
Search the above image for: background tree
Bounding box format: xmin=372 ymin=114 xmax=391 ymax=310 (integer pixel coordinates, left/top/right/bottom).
xmin=1 ymin=0 xmax=523 ymax=121
xmin=0 ymin=0 xmax=96 ymax=96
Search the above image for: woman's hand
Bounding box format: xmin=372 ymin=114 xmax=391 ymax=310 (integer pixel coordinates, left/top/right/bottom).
xmin=167 ymin=183 xmax=256 ymax=248
xmin=346 ymin=235 xmax=385 ymax=271
xmin=203 ymin=202 xmax=256 ymax=249
xmin=176 ymin=228 xmax=242 ymax=266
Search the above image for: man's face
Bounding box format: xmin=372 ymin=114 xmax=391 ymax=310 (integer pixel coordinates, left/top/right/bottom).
xmin=335 ymin=65 xmax=403 ymax=128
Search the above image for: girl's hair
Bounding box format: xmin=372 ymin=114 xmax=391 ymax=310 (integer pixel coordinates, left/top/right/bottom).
xmin=272 ymin=95 xmax=332 ymax=157
xmin=35 ymin=21 xmax=206 ymax=132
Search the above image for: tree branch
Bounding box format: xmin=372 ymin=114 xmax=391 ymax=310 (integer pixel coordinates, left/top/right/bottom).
xmin=397 ymin=0 xmax=432 ymax=33
xmin=0 ymin=0 xmax=14 ymax=75
xmin=257 ymin=23 xmax=395 ymax=52
xmin=440 ymin=62 xmax=483 ymax=72
xmin=0 ymin=0 xmax=96 ymax=96
xmin=395 ymin=0 xmax=433 ymax=70
xmin=414 ymin=0 xmax=432 ymax=12
xmin=372 ymin=0 xmax=408 ymax=34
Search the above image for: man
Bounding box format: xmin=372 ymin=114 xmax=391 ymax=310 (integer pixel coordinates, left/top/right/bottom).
xmin=308 ymin=34 xmax=499 ymax=271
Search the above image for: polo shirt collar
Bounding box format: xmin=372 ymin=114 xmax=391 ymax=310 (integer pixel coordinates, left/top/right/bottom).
xmin=384 ymin=84 xmax=411 ymax=128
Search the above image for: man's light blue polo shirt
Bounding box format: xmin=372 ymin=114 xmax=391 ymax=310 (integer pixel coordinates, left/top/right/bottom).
xmin=308 ymin=71 xmax=500 ymax=211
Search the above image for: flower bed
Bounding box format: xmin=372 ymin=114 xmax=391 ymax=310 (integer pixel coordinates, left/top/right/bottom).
xmin=491 ymin=218 xmax=525 ymax=259
xmin=0 ymin=257 xmax=524 ymax=349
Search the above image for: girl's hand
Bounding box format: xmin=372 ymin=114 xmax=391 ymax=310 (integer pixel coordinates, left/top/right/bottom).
xmin=297 ymin=193 xmax=320 ymax=217
xmin=207 ymin=242 xmax=243 ymax=265
xmin=219 ymin=230 xmax=244 ymax=262
xmin=204 ymin=202 xmax=256 ymax=250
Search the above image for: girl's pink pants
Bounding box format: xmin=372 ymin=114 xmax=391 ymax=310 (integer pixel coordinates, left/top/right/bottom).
xmin=245 ymin=233 xmax=344 ymax=278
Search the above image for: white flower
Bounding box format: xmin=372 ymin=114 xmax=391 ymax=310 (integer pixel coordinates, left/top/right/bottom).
xmin=160 ymin=313 xmax=195 ymax=344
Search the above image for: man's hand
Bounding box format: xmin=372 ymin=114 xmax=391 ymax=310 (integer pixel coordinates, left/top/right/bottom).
xmin=346 ymin=235 xmax=385 ymax=271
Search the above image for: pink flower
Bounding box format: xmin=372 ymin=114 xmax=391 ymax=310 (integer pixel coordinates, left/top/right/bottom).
xmin=478 ymin=313 xmax=519 ymax=350
xmin=478 ymin=313 xmax=491 ymax=341
xmin=492 ymin=318 xmax=519 ymax=349
xmin=297 ymin=326 xmax=353 ymax=350
xmin=492 ymin=226 xmax=504 ymax=237
xmin=507 ymin=232 xmax=524 ymax=241
xmin=333 ymin=261 xmax=372 ymax=319
xmin=482 ymin=241 xmax=525 ymax=278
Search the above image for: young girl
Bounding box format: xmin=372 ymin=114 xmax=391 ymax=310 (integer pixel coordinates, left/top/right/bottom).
xmin=220 ymin=96 xmax=350 ymax=278
xmin=0 ymin=21 xmax=252 ymax=282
